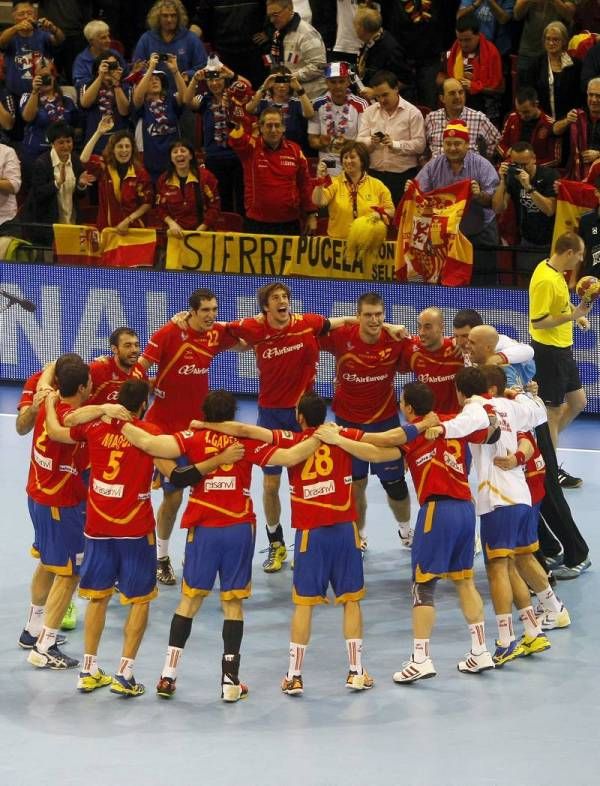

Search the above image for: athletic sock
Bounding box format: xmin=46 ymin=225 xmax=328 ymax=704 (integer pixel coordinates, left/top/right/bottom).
xmin=162 ymin=646 xmax=182 ymax=680
xmin=157 ymin=538 xmax=170 ymax=560
xmin=82 ymin=653 xmax=98 ymax=674
xmin=287 ymin=642 xmax=306 ymax=678
xmin=495 ymin=614 xmax=514 ymax=647
xmin=518 ymin=606 xmax=542 ymax=637
xmin=36 ymin=626 xmax=58 ymax=654
xmin=346 ymin=638 xmax=363 ymax=674
xmin=25 ymin=604 xmax=45 ymax=636
xmin=266 ymin=523 xmax=284 ymax=544
xmin=117 ymin=657 xmax=134 ymax=680
xmin=222 ymin=654 xmax=241 ymax=685
xmin=536 ymin=585 xmax=563 ymax=614
xmin=168 ymin=613 xmax=193 ymax=648
xmin=468 ymin=622 xmax=487 ymax=655
xmin=412 ymin=638 xmax=430 ymax=663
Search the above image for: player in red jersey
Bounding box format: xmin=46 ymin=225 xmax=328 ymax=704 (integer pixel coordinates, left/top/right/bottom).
xmin=318 ymin=379 xmax=497 ymax=683
xmin=120 ymin=390 xmax=318 ymax=702
xmin=45 ymin=379 xmax=240 ymax=698
xmin=86 ymin=327 xmax=146 ymax=406
xmin=319 ymin=292 xmax=412 ymax=551
xmin=226 ymin=282 xmax=352 ymax=574
xmin=137 ymin=288 xmax=243 ymax=586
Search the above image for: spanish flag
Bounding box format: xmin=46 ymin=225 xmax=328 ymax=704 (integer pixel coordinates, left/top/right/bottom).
xmin=552 ymin=179 xmax=597 ymax=251
xmin=53 ymin=225 xmax=157 ymax=268
xmin=395 ymin=179 xmax=473 ymax=286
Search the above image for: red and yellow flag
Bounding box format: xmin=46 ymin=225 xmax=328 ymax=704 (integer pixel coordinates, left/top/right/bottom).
xmin=552 ymin=179 xmax=598 ymax=250
xmin=395 ymin=179 xmax=473 ymax=285
xmin=53 ymin=225 xmax=157 ymax=268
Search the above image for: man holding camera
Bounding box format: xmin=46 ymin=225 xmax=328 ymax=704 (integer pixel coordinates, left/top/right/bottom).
xmin=492 ymin=141 xmax=559 ymax=284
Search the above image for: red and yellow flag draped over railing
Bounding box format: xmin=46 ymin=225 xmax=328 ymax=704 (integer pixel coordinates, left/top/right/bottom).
xmin=551 ymin=179 xmax=598 ymax=250
xmin=395 ymin=179 xmax=473 ymax=286
xmin=53 ymin=225 xmax=157 ymax=268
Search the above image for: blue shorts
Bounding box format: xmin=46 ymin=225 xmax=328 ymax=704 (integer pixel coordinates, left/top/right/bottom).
xmin=258 ymin=407 xmax=300 ymax=476
xmin=515 ymin=501 xmax=540 ymax=555
xmin=480 ymin=504 xmax=530 ymax=563
xmin=412 ymin=498 xmax=476 ymax=583
xmin=31 ymin=500 xmax=86 ymax=576
xmin=292 ymin=522 xmax=365 ymax=606
xmin=79 ymin=533 xmax=158 ymax=605
xmin=336 ymin=414 xmax=407 ymax=489
xmin=182 ymin=522 xmax=256 ymax=600
xmin=27 ymin=495 xmax=41 ymax=558
xmin=153 ymin=454 xmax=188 ymax=494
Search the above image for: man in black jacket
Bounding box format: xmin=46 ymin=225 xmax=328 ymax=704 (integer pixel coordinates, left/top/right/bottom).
xmin=354 ymin=6 xmax=413 ymax=100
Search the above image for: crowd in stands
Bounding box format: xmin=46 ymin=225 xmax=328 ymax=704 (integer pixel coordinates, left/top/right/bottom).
xmin=1 ymin=0 xmax=600 ymax=285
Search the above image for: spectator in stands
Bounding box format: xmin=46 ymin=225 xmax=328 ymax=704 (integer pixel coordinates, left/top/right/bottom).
xmin=80 ymin=115 xmax=154 ymax=231
xmin=312 ymin=140 xmax=393 ymax=239
xmin=132 ymin=0 xmax=207 ymax=84
xmin=155 ymin=139 xmax=220 ymax=234
xmin=0 ymin=87 xmax=16 ymax=147
xmin=308 ymin=61 xmax=368 ymax=176
xmin=265 ymin=0 xmax=327 ymax=100
xmin=492 ymin=140 xmax=559 ymax=282
xmin=0 ymin=140 xmax=21 ymax=233
xmin=414 ymin=119 xmax=500 ymax=285
xmin=79 ymin=53 xmax=130 ymax=155
xmin=457 ymin=1 xmax=514 ymax=58
xmin=37 ymin=1 xmax=92 ymax=83
xmin=354 ymin=6 xmax=413 ymax=101
xmin=439 ymin=15 xmax=504 ymax=127
xmin=581 ymin=36 xmax=600 ymax=93
xmin=20 ymin=58 xmax=78 ymax=183
xmin=574 ymin=0 xmax=600 ymax=32
xmin=246 ymin=65 xmax=314 ymax=151
xmin=514 ymin=0 xmax=577 ymax=85
xmin=133 ymin=53 xmax=186 ymax=181
xmin=23 ymin=121 xmax=95 ymax=243
xmin=184 ymin=61 xmax=245 ymax=213
xmin=0 ymin=2 xmax=64 ymax=96
xmin=356 ymin=70 xmax=426 ymax=204
xmin=72 ymin=19 xmax=126 ymax=94
xmin=497 ymin=85 xmax=561 ymax=166
xmin=194 ymin=0 xmax=267 ymax=88
xmin=526 ymin=21 xmax=582 ymax=123
xmin=425 ymin=77 xmax=500 ymax=160
xmin=554 ymin=76 xmax=600 ymax=179
xmin=228 ymin=106 xmax=317 ymax=235
xmin=330 ymin=0 xmax=378 ymax=65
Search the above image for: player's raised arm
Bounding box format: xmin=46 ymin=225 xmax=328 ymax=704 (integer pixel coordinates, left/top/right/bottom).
xmin=193 ymin=420 xmax=274 ymax=443
xmin=266 ymin=435 xmax=322 ymax=468
xmin=316 ymin=424 xmax=402 ymax=463
xmin=44 ymin=392 xmax=76 ymax=444
xmin=63 ymin=403 xmax=132 ymax=427
xmin=121 ymin=423 xmax=181 ymax=458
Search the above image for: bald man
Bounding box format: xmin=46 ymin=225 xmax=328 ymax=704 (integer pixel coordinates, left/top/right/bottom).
xmin=467 ymin=325 xmax=536 ymax=389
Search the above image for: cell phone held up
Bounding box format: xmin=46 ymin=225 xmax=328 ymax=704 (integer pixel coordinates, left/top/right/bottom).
xmin=373 ymin=131 xmax=385 ymax=140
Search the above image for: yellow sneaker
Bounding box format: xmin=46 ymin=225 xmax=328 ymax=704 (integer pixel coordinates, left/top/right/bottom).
xmin=263 ymin=542 xmax=287 ymax=573
xmin=77 ymin=669 xmax=112 ymax=693
xmin=346 ymin=670 xmax=374 ymax=690
xmin=518 ymin=633 xmax=551 ymax=656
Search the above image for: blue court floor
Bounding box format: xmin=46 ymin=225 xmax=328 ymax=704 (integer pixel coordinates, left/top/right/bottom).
xmin=0 ymin=386 xmax=599 ymax=786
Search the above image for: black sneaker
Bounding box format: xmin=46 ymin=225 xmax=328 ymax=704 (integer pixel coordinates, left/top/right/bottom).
xmin=18 ymin=630 xmax=67 ymax=650
xmin=558 ymin=466 xmax=582 ymax=489
xmin=156 ymin=556 xmax=177 ymax=585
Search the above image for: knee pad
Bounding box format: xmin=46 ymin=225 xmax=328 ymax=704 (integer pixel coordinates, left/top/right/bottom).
xmin=381 ymin=477 xmax=409 ymax=501
xmin=412 ymin=579 xmax=437 ymax=607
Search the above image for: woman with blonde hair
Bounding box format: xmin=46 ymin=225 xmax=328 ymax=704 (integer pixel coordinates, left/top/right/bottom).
xmin=526 ymin=21 xmax=582 ymax=122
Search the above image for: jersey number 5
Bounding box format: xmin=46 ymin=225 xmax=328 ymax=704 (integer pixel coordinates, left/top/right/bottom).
xmin=103 ymin=450 xmax=124 ymax=481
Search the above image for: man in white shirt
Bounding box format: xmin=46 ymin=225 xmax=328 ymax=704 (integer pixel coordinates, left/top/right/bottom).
xmin=0 ymin=142 xmax=21 ymax=232
xmin=356 ymin=69 xmax=425 ymax=203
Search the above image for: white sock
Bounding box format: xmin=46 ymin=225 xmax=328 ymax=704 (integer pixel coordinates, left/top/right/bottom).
xmin=25 ymin=604 xmax=45 ymax=636
xmin=36 ymin=626 xmax=58 ymax=654
xmin=82 ymin=653 xmax=98 ymax=674
xmin=346 ymin=638 xmax=363 ymax=674
xmin=468 ymin=622 xmax=487 ymax=655
xmin=287 ymin=642 xmax=306 ymax=678
xmin=495 ymin=614 xmax=514 ymax=647
xmin=157 ymin=538 xmax=170 ymax=560
xmin=536 ymin=585 xmax=563 ymax=614
xmin=117 ymin=657 xmax=134 ymax=680
xmin=412 ymin=638 xmax=430 ymax=663
xmin=518 ymin=606 xmax=541 ymax=637
xmin=162 ymin=646 xmax=183 ymax=679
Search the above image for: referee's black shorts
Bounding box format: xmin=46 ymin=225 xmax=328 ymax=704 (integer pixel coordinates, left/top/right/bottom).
xmin=531 ymin=340 xmax=582 ymax=408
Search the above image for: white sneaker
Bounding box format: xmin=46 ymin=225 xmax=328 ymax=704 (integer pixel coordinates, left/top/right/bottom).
xmin=457 ymin=650 xmax=495 ymax=674
xmin=540 ymin=605 xmax=571 ymax=630
xmin=393 ymin=657 xmax=436 ymax=684
xmin=398 ymin=525 xmax=413 ymax=548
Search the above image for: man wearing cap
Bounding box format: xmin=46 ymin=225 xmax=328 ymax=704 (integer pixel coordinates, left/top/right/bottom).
xmin=413 ymin=119 xmax=500 ymax=286
xmin=308 ymin=62 xmax=369 ymax=175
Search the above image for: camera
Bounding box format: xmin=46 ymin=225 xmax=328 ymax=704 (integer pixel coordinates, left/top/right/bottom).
xmin=373 ymin=131 xmax=385 ymax=140
xmin=40 ymin=75 xmax=52 ymax=86
xmin=507 ymin=163 xmax=522 ymax=174
xmin=158 ymin=53 xmax=170 ymax=62
xmin=323 ymin=159 xmax=336 ymax=169
xmin=107 ymin=61 xmax=119 ymax=71
xmin=205 ymin=70 xmax=221 ymax=79
xmin=274 ymin=75 xmax=291 ymax=84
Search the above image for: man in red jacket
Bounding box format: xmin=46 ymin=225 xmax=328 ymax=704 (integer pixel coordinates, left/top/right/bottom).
xmin=228 ymin=107 xmax=317 ymax=235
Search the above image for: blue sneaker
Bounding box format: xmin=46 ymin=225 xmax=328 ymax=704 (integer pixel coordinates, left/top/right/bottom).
xmin=492 ymin=640 xmax=524 ymax=667
xmin=553 ymin=557 xmax=591 ymax=581
xmin=27 ymin=643 xmax=79 ymax=669
xmin=110 ymin=674 xmax=145 ymax=697
xmin=18 ymin=629 xmax=66 ymax=650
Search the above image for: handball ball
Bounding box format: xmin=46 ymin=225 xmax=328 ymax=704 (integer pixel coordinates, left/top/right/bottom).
xmin=576 ymin=275 xmax=600 ymax=304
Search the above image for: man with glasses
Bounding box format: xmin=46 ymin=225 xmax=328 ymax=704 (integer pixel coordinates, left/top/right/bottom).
xmin=553 ymin=77 xmax=600 ymax=177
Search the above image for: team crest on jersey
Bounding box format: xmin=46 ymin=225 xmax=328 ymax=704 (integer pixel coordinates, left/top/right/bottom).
xmin=181 ymin=430 xmax=194 ymax=438
xmin=281 ymin=430 xmax=294 ymax=440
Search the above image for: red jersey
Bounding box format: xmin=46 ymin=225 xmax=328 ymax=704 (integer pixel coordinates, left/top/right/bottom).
xmin=402 ymin=414 xmax=488 ymax=506
xmin=69 ymin=418 xmax=160 ymax=538
xmin=18 ymin=371 xmax=42 ymax=411
xmin=85 ymin=155 xmax=154 ymax=231
xmin=26 ymin=400 xmax=88 ymax=507
xmin=319 ymin=324 xmax=406 ymax=423
xmin=273 ymin=427 xmax=361 ymax=530
xmin=228 ymin=127 xmax=315 ymax=222
xmin=155 ymin=167 xmax=220 ymax=230
xmin=399 ymin=337 xmax=463 ymax=413
xmin=519 ymin=431 xmax=546 ymax=506
xmin=227 ymin=313 xmax=326 ymax=408
xmin=142 ymin=321 xmax=238 ymax=432
xmin=173 ymin=429 xmax=278 ymax=528
xmin=87 ymin=357 xmax=148 ymax=405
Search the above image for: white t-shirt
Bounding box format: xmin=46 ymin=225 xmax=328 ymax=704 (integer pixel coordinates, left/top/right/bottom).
xmin=293 ymin=0 xmax=312 ymax=23
xmin=334 ymin=1 xmax=381 ymax=55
